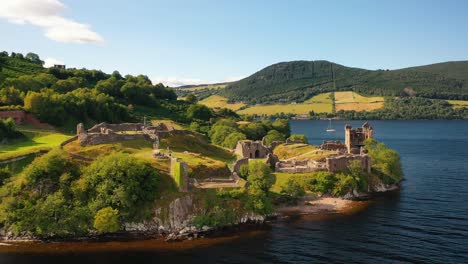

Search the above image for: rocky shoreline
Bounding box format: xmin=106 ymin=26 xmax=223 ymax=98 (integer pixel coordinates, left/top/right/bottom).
xmin=0 ymin=182 xmax=400 ymax=244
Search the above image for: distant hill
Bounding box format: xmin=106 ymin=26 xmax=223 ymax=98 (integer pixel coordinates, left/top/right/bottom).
xmin=220 ymin=60 xmax=468 ymax=104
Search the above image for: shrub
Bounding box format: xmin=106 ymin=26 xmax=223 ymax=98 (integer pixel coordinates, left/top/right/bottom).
xmin=94 ymin=207 xmax=120 ymax=233
xmin=288 ymin=134 xmax=308 ymax=144
xmin=280 ymin=179 xmax=305 ymax=204
xmin=308 ymin=172 xmax=337 ymax=194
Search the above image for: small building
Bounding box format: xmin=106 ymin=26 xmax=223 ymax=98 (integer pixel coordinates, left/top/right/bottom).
xmin=53 ymin=64 xmax=66 ymax=69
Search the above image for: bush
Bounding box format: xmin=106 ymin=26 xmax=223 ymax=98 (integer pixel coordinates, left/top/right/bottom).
xmin=288 ymin=134 xmax=308 ymax=144
xmin=308 ymin=171 xmax=336 ymax=194
xmin=263 ymin=130 xmax=285 ymax=145
xmin=222 ymin=132 xmax=246 ymax=149
xmin=365 ymin=139 xmax=403 ymax=183
xmin=81 ymin=153 xmax=158 ymax=221
xmin=187 ymin=104 xmax=213 ymax=121
xmin=94 ymin=207 xmax=120 ymax=233
xmin=280 ymin=179 xmax=305 ymax=204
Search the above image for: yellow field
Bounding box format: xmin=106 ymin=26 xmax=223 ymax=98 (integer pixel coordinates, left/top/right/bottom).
xmin=334 ymin=91 xmax=384 ymax=112
xmin=238 ymin=93 xmax=333 ymax=115
xmin=447 ymin=100 xmax=468 ymax=109
xmin=199 ymin=95 xmax=246 ymax=111
xmin=238 ymin=103 xmax=332 ymax=115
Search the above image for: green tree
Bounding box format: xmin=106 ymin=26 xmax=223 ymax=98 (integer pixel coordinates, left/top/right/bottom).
xmin=280 ymin=179 xmax=305 ymax=204
xmin=263 ymin=129 xmax=285 ymax=145
xmin=272 ymin=118 xmax=290 ymax=137
xmin=81 ymin=153 xmax=158 ymax=221
xmin=309 ymin=171 xmax=336 ymax=194
xmin=246 ymin=161 xmax=274 ymax=214
xmin=223 ymin=132 xmax=246 ymax=149
xmin=185 ymin=94 xmax=198 ymax=103
xmin=94 ymin=207 xmax=120 ymax=233
xmin=25 ymin=52 xmax=44 ymax=65
xmin=186 ymin=104 xmax=213 ymax=121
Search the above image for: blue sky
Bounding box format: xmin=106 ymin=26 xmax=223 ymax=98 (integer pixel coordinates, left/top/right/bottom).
xmin=1 ymin=0 xmax=467 ymax=86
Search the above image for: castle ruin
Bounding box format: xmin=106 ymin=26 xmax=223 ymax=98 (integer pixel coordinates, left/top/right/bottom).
xmin=345 ymin=121 xmax=373 ymax=154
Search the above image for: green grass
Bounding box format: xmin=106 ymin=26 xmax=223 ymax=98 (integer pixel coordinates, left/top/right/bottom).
xmin=0 ymin=130 xmax=72 ymax=161
xmin=304 ymin=92 xmax=333 ymax=103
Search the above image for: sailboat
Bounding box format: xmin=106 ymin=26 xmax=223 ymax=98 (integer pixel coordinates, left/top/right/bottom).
xmin=326 ymin=119 xmax=336 ymax=132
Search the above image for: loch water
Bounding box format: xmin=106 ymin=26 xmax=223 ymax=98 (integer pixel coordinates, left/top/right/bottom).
xmin=1 ymin=120 xmax=468 ymax=264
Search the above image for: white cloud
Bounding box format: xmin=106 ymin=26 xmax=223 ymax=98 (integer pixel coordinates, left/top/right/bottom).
xmin=151 ymin=76 xmax=244 ymax=87
xmin=43 ymin=57 xmax=64 ymax=68
xmin=0 ymin=0 xmax=104 ymax=44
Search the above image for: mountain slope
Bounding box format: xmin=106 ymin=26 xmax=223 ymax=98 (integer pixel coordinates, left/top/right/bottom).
xmin=221 ymin=60 xmax=468 ymax=104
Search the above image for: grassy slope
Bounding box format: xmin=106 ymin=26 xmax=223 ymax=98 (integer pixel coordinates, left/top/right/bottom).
xmin=0 ymin=128 xmax=72 ymax=161
xmin=199 ymin=95 xmax=246 ymax=111
xmin=273 ymin=143 xmax=336 ymax=161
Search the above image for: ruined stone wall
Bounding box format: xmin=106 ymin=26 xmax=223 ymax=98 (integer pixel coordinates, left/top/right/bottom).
xmin=232 ymin=158 xmax=249 ymax=174
xmin=326 ymin=154 xmax=371 ymax=173
xmin=234 ymin=140 xmax=270 ymax=159
xmin=87 ymin=122 xmax=144 ymax=133
xmin=275 ymin=159 xmax=327 ymax=173
xmin=79 ymin=133 xmax=147 ymax=146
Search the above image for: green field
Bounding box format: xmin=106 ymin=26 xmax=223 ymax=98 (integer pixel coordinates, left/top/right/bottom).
xmin=0 ymin=129 xmax=72 ymax=161
xmin=447 ymin=100 xmax=468 ymax=109
xmin=199 ymin=95 xmax=246 ymax=111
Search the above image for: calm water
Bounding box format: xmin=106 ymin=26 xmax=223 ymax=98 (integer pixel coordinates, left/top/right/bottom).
xmin=2 ymin=120 xmax=468 ymax=264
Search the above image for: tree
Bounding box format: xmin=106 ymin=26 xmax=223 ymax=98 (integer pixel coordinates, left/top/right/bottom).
xmin=272 ymin=118 xmax=290 ymax=137
xmin=81 ymin=153 xmax=158 ymax=221
xmin=223 ymin=132 xmax=246 ymax=149
xmin=94 ymin=207 xmax=120 ymax=233
xmin=309 ymin=171 xmax=336 ymax=194
xmin=25 ymin=52 xmax=44 ymax=65
xmin=280 ymin=179 xmax=305 ymax=204
xmin=0 ymin=87 xmax=23 ymax=106
xmin=0 ymin=167 xmax=11 ymax=186
xmin=263 ymin=129 xmax=285 ymax=145
xmin=245 ymin=161 xmax=274 ymax=214
xmin=185 ymin=94 xmax=198 ymax=103
xmin=186 ymin=104 xmax=213 ymax=121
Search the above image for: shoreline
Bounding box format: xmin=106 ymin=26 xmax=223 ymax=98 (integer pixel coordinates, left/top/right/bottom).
xmin=277 ymin=196 xmax=369 ymax=216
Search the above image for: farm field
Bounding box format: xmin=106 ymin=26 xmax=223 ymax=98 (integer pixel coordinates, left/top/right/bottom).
xmin=334 ymin=91 xmax=384 ymax=112
xmin=447 ymin=100 xmax=468 ymax=109
xmin=183 ymin=84 xmax=227 ymax=91
xmin=199 ymin=95 xmax=246 ymax=111
xmin=0 ymin=129 xmax=72 ymax=161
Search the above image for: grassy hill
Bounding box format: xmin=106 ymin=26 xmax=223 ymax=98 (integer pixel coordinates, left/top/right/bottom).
xmin=220 ymin=60 xmax=468 ymax=104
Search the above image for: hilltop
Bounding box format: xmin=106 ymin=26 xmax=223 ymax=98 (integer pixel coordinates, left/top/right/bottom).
xmin=219 ymin=60 xmax=468 ymax=104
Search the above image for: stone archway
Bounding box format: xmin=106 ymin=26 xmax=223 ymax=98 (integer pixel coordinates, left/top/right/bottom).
xmin=255 ymin=149 xmax=260 ymax=158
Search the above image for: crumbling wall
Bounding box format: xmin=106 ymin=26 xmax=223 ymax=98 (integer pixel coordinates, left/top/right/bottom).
xmin=326 ymin=154 xmax=371 ymax=173
xmin=234 ymin=140 xmax=270 ymax=159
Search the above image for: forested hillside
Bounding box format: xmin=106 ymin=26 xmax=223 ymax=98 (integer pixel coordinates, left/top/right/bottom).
xmin=0 ymin=51 xmax=193 ymax=129
xmin=221 ymin=60 xmax=468 ymax=104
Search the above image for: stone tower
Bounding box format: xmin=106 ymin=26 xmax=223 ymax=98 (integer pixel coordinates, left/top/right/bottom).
xmin=344 ymin=122 xmax=373 ymax=154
